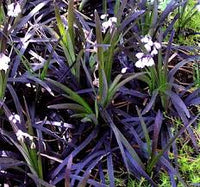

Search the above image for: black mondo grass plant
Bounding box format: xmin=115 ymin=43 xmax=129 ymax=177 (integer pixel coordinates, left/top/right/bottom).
xmin=0 ymin=0 xmax=200 ymax=186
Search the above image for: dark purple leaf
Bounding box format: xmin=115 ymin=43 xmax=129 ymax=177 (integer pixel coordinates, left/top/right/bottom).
xmin=168 ymin=56 xmax=200 ymax=83
xmin=152 ymin=110 xmax=162 ymax=157
xmin=71 ymin=150 xmax=106 ymax=186
xmin=119 ymin=10 xmax=145 ymax=32
xmin=142 ymin=90 xmax=158 ymax=115
xmin=51 ymin=127 xmax=98 ymax=180
xmin=165 ymin=90 xmax=190 ymax=118
xmin=126 ymin=150 xmax=157 ymax=186
xmin=105 ymin=140 xmax=115 ymax=187
xmin=65 ymin=154 xmax=73 ymax=187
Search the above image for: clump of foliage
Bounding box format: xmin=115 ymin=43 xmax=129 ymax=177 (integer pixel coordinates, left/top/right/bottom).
xmin=128 ymin=122 xmax=200 ymax=186
xmin=0 ymin=0 xmax=200 ymax=186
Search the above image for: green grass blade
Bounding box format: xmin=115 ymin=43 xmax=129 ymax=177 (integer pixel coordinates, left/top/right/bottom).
xmin=46 ymin=78 xmax=93 ymax=114
xmin=67 ymin=0 xmax=75 ymax=45
xmin=54 ymin=3 xmax=75 ymax=73
xmin=95 ymin=10 xmax=105 ymax=100
xmin=136 ymin=106 xmax=151 ymax=155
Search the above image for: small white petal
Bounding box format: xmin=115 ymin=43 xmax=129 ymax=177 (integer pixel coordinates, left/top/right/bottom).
xmin=135 ymin=59 xmax=145 ymax=68
xmin=14 ymin=114 xmax=21 ymax=123
xmin=9 ymin=113 xmax=21 ymax=124
xmin=16 ymin=129 xmax=34 ymax=142
xmin=25 ymin=83 xmax=36 ymax=88
xmin=16 ymin=130 xmax=23 ymax=136
xmin=100 ymin=14 xmax=108 ymax=19
xmin=14 ymin=3 xmax=21 ymax=15
xmin=17 ymin=136 xmax=24 ymax=142
xmin=0 ymin=53 xmax=10 ymax=71
xmin=121 ymin=67 xmax=128 ymax=74
xmin=25 ymin=83 xmax=32 ymax=88
xmin=8 ymin=115 xmax=13 ymax=121
xmin=151 ymin=47 xmax=158 ymax=56
xmin=141 ymin=35 xmax=150 ymax=43
xmin=147 ymin=40 xmax=153 ymax=47
xmin=7 ymin=3 xmax=21 ymax=17
xmin=16 ymin=130 xmax=24 ymax=142
xmin=144 ymin=43 xmax=152 ymax=52
xmin=135 ymin=52 xmax=144 ymax=59
xmin=1 ymin=151 xmax=7 ymax=157
xmin=154 ymin=42 xmax=161 ymax=49
xmin=141 ymin=57 xmax=149 ymax=65
xmin=109 ymin=17 xmax=117 ymax=23
xmin=102 ymin=20 xmax=112 ymax=32
xmin=146 ymin=57 xmax=155 ymax=67
xmin=30 ymin=142 xmax=36 ymax=149
xmin=93 ymin=78 xmax=99 ymax=87
xmin=28 ymin=135 xmax=33 ymax=141
xmin=12 ymin=119 xmax=17 ymax=124
xmin=102 ymin=17 xmax=117 ymax=33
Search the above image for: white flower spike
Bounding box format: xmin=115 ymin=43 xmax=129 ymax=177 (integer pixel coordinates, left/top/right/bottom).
xmin=0 ymin=53 xmax=10 ymax=71
xmin=16 ymin=130 xmax=34 ymax=142
xmin=8 ymin=114 xmax=21 ymax=124
xmin=135 ymin=53 xmax=155 ymax=68
xmin=102 ymin=17 xmax=117 ymax=33
xmin=7 ymin=2 xmax=21 ymax=17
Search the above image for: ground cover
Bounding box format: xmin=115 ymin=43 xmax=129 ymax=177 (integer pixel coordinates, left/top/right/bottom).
xmin=0 ymin=0 xmax=200 ymax=186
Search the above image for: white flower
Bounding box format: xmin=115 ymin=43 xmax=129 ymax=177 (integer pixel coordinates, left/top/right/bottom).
xmin=8 ymin=114 xmax=21 ymax=124
xmin=141 ymin=35 xmax=153 ymax=46
xmin=145 ymin=57 xmax=155 ymax=66
xmin=30 ymin=142 xmax=36 ymax=149
xmin=135 ymin=52 xmax=144 ymax=59
xmin=141 ymin=35 xmax=150 ymax=43
xmin=109 ymin=17 xmax=117 ymax=23
xmin=144 ymin=43 xmax=152 ymax=52
xmin=25 ymin=83 xmax=36 ymax=88
xmin=1 ymin=151 xmax=7 ymax=157
xmin=16 ymin=130 xmax=24 ymax=142
xmin=16 ymin=130 xmax=33 ymax=142
xmin=93 ymin=78 xmax=99 ymax=87
xmin=100 ymin=14 xmax=108 ymax=19
xmin=147 ymin=40 xmax=153 ymax=47
xmin=136 ymin=35 xmax=160 ymax=68
xmin=0 ymin=53 xmax=10 ymax=71
xmin=151 ymin=47 xmax=158 ymax=55
xmin=121 ymin=67 xmax=128 ymax=74
xmin=135 ymin=59 xmax=145 ymax=68
xmin=154 ymin=42 xmax=161 ymax=49
xmin=7 ymin=2 xmax=21 ymax=17
xmin=141 ymin=35 xmax=154 ymax=52
xmin=135 ymin=53 xmax=155 ymax=68
xmin=102 ymin=21 xmax=111 ymax=33
xmin=102 ymin=17 xmax=117 ymax=33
